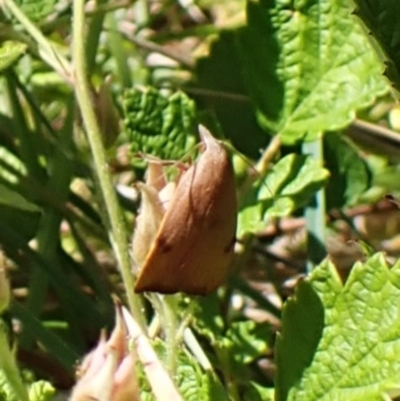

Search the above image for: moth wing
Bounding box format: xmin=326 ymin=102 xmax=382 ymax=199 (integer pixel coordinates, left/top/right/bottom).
xmin=134 ymin=127 xmax=237 ymax=295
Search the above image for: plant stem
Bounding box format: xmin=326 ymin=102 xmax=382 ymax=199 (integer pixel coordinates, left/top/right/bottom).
xmin=183 ymin=328 xmax=213 ymax=371
xmin=2 ymin=0 xmax=71 ymax=83
xmin=72 ymin=0 xmax=145 ymax=329
xmin=303 ymin=135 xmax=327 ymax=272
xmin=217 ymin=347 xmax=241 ymax=401
xmin=161 ymin=295 xmax=180 ymax=374
xmin=255 ymin=134 xmax=281 ymax=176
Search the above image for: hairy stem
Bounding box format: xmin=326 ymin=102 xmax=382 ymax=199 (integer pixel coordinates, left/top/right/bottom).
xmin=72 ymin=0 xmax=145 ymax=329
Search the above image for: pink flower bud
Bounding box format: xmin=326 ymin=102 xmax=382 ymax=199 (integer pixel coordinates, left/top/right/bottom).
xmin=70 ymin=308 xmax=138 ymax=401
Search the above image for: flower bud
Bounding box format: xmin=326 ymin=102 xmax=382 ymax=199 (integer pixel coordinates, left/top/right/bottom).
xmin=70 ymin=307 xmax=138 ymax=401
xmin=133 ymin=125 xmax=237 ymax=295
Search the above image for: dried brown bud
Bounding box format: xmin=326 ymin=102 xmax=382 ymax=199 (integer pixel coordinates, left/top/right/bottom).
xmin=132 ymin=125 xmax=237 ymax=295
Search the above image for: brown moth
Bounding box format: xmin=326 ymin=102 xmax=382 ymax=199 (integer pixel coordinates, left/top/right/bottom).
xmin=132 ymin=125 xmax=237 ymax=295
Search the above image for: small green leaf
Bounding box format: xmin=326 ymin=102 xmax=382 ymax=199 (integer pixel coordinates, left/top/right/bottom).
xmin=259 ymin=154 xmax=329 ymax=218
xmin=15 ymin=0 xmax=57 ymax=21
xmin=276 ymin=254 xmax=400 ymax=400
xmin=353 ymin=0 xmax=400 ymax=89
xmin=149 ymin=338 xmax=229 ymax=401
xmin=176 ymin=354 xmax=204 ymax=401
xmin=200 ymin=371 xmax=229 ymax=401
xmin=237 ymin=202 xmax=265 ymax=238
xmin=0 ymin=145 xmax=27 ymax=184
xmin=122 ymin=87 xmax=198 ymax=162
xmin=237 ymin=0 xmax=389 ymax=143
xmin=237 ymin=183 xmax=265 ymax=238
xmin=238 ymin=154 xmax=328 ymax=235
xmin=324 ymin=132 xmax=370 ymax=208
xmin=194 ymin=293 xmax=225 ymax=345
xmin=243 ymin=382 xmax=275 ymax=401
xmin=223 ymin=321 xmax=270 ymax=365
xmin=0 ymin=41 xmax=26 ymax=72
xmin=28 ymin=381 xmax=55 ymax=401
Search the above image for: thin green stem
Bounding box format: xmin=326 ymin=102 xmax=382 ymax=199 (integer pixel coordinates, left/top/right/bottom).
xmin=183 ymin=328 xmax=213 ymax=371
xmin=72 ymin=0 xmax=145 ymax=329
xmin=2 ymin=0 xmax=71 ymax=83
xmin=303 ymin=135 xmax=327 ymax=272
xmin=217 ymin=347 xmax=241 ymax=401
xmin=160 ymin=295 xmax=180 ymax=374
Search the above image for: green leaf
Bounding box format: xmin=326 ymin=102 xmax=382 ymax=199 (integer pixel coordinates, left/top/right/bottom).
xmin=195 ymin=31 xmax=269 ymax=158
xmin=15 ymin=0 xmax=56 ymax=21
xmin=223 ymin=321 xmax=270 ymax=365
xmin=195 ymin=296 xmax=271 ymax=381
xmin=0 ymin=205 xmax=40 ymax=241
xmin=0 ymin=145 xmax=27 ymax=185
xmin=237 ymin=181 xmax=265 ymax=238
xmin=243 ymin=382 xmax=275 ymax=401
xmin=122 ymin=87 xmax=198 ymax=162
xmin=353 ymin=0 xmax=400 ymax=89
xmin=10 ymin=302 xmax=79 ymax=372
xmin=238 ymin=154 xmax=329 ymax=235
xmin=237 ymin=0 xmax=389 ymax=143
xmin=237 ymin=201 xmax=265 ymax=238
xmin=28 ymin=381 xmax=54 ymax=401
xmin=0 ymin=370 xmax=16 ymax=401
xmin=275 ymin=277 xmax=326 ymax=401
xmin=276 ymin=253 xmax=400 ymax=401
xmin=259 ymin=154 xmax=329 ymax=217
xmin=324 ymin=132 xmax=370 ymax=208
xmin=200 ymin=371 xmax=229 ymax=401
xmin=194 ymin=293 xmax=225 ymax=345
xmin=0 ymin=184 xmax=40 ymax=212
xmin=147 ymin=339 xmax=229 ymax=401
xmin=176 ymin=350 xmax=218 ymax=401
xmin=0 ymin=41 xmax=26 ymax=72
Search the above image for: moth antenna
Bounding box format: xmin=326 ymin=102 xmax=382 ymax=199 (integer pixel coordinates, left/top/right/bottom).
xmin=133 ymin=143 xmax=201 ymax=168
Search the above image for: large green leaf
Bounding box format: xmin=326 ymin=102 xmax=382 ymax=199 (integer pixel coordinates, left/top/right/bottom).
xmin=237 ymin=0 xmax=389 ymax=143
xmin=276 ymin=254 xmax=400 ymax=400
xmin=195 ymin=31 xmax=269 ymax=158
xmin=353 ymin=0 xmax=400 ymax=90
